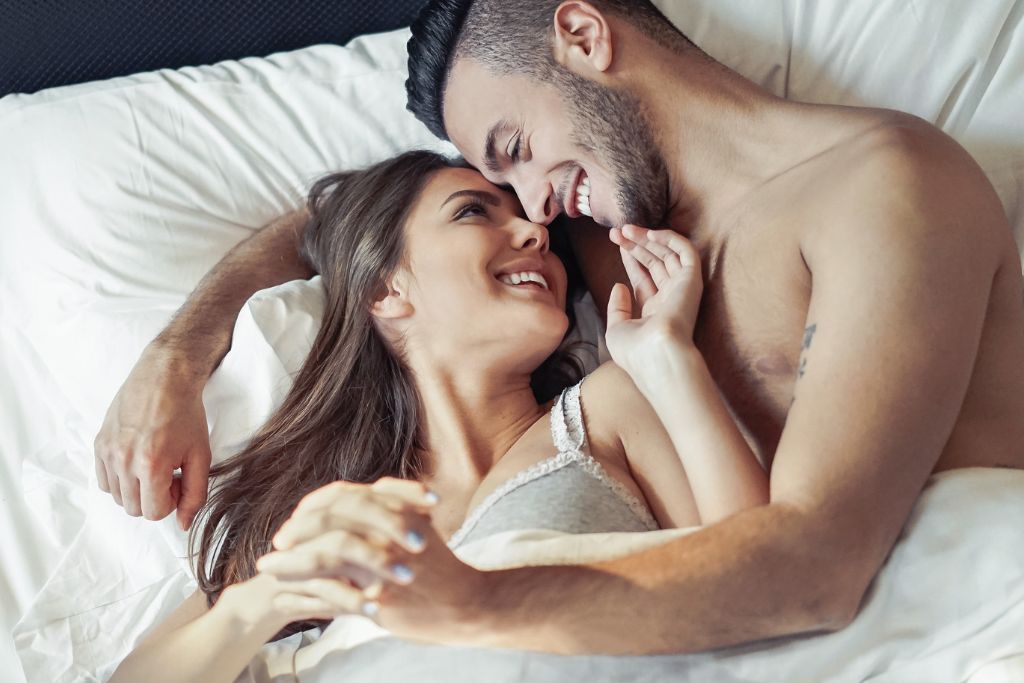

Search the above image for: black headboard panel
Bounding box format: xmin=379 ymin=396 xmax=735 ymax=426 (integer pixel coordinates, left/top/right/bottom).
xmin=0 ymin=0 xmax=430 ymax=97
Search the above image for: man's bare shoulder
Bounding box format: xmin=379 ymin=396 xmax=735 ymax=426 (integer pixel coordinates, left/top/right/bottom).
xmin=802 ymin=110 xmax=1010 ymax=256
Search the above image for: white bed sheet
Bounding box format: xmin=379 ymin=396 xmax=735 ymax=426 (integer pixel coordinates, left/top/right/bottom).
xmin=1 ymin=0 xmax=1023 ymax=681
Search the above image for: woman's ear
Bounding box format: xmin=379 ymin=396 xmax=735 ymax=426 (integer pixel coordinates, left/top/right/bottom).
xmin=370 ymin=274 xmax=414 ymax=321
xmin=551 ymin=1 xmax=614 ymax=75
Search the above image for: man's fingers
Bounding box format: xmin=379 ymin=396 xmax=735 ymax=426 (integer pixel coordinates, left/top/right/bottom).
xmin=177 ymin=447 xmax=211 ymax=531
xmin=95 ymin=455 xmax=110 ymax=493
xmin=606 ymin=283 xmax=634 ymax=328
xmin=120 ymin=476 xmax=143 ymax=517
xmin=140 ymin=461 xmax=176 ymax=521
xmin=104 ymin=462 xmax=123 ymax=506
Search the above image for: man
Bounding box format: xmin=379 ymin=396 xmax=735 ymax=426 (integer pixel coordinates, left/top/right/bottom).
xmin=94 ymin=0 xmax=1024 ymax=655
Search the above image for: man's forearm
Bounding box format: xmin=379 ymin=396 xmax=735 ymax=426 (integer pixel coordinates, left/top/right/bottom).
xmin=154 ymin=208 xmax=313 ymax=379
xmin=468 ymin=504 xmax=863 ymax=655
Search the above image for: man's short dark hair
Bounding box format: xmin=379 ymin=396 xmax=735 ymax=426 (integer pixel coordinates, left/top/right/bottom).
xmin=406 ymin=0 xmax=694 ymax=140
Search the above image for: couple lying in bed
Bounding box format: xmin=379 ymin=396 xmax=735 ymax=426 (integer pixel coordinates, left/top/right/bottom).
xmin=103 ymin=0 xmax=1024 ymax=680
xmin=112 ymin=149 xmax=769 ymax=681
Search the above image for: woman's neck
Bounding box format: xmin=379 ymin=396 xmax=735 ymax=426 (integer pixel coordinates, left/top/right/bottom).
xmin=412 ymin=362 xmax=547 ymax=488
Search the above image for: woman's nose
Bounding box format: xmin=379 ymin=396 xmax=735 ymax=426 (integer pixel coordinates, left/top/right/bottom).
xmin=513 ymin=219 xmax=550 ymax=253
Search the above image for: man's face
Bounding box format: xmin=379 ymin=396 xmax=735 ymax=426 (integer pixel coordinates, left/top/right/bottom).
xmin=443 ymin=58 xmax=670 ymax=229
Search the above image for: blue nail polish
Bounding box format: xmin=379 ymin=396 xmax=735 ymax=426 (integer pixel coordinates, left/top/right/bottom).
xmin=424 ymin=490 xmax=440 ymax=505
xmin=405 ymin=529 xmax=426 ymax=550
xmin=391 ymin=563 xmax=415 ymax=583
xmin=361 ymin=600 xmax=380 ymax=618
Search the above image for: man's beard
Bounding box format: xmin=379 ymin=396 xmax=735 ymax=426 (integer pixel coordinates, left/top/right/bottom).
xmin=559 ymin=70 xmax=670 ymax=228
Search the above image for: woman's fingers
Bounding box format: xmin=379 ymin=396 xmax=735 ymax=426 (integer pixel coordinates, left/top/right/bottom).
xmin=259 ymin=529 xmax=412 ymax=584
xmin=606 ymin=282 xmax=634 ymax=328
xmin=370 ymin=478 xmax=439 ymax=508
xmin=642 ymin=227 xmax=701 ymax=277
xmin=620 ymin=247 xmax=657 ymax=305
xmin=618 ymin=233 xmax=669 ymax=286
xmin=271 ymin=578 xmax=368 ymax=621
xmin=622 ymin=224 xmax=676 ymax=260
xmin=275 ymin=482 xmax=428 ymax=552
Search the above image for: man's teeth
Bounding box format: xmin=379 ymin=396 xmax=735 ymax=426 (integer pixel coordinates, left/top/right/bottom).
xmin=576 ymin=176 xmax=592 ymax=217
xmin=500 ymin=271 xmax=549 ymax=290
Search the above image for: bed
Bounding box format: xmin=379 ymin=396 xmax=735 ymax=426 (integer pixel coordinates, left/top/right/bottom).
xmin=1 ymin=1 xmax=1022 ymax=681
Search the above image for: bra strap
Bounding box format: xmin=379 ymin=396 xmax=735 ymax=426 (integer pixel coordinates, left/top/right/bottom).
xmin=549 ymin=379 xmax=588 ymax=453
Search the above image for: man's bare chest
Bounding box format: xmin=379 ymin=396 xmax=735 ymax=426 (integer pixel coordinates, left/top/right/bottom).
xmin=691 ymin=223 xmax=812 ymax=463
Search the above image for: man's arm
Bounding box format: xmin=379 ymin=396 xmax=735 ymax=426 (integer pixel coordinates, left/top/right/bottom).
xmin=154 ymin=208 xmax=313 ymax=377
xmin=456 ymin=125 xmax=1006 ymax=654
xmin=94 ymin=208 xmax=312 ymax=529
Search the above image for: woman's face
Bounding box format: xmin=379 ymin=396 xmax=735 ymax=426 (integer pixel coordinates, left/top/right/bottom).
xmin=396 ymin=167 xmax=570 ymax=373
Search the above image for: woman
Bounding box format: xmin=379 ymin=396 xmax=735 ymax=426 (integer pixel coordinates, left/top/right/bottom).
xmin=111 ymin=150 xmax=767 ymax=681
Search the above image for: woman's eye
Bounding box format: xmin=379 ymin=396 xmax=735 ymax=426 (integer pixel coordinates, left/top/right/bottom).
xmin=455 ymin=202 xmax=487 ymax=220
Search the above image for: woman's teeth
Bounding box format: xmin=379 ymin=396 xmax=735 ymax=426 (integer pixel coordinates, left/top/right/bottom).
xmin=576 ymin=176 xmax=592 ymax=217
xmin=499 ymin=271 xmax=549 ymax=290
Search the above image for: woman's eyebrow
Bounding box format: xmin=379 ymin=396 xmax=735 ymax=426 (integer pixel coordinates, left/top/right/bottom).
xmin=441 ymin=189 xmax=502 ymax=210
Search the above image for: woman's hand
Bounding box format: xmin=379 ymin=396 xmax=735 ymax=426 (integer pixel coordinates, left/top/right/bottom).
xmin=215 ymin=571 xmax=368 ymax=636
xmin=605 ymin=225 xmax=704 ymax=383
xmin=256 ymin=477 xmax=488 ymax=644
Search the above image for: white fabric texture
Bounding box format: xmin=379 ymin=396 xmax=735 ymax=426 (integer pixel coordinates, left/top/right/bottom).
xmin=1 ymin=0 xmax=1023 ymax=681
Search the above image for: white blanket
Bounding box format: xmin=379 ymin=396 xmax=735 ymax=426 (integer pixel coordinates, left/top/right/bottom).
xmin=3 ymin=1 xmax=1024 ymax=681
xmin=281 ymin=468 xmax=1024 ymax=683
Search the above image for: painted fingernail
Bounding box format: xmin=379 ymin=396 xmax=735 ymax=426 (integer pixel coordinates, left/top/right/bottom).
xmin=405 ymin=529 xmax=426 ymax=551
xmin=361 ymin=600 xmax=380 ymax=618
xmin=391 ymin=564 xmax=415 ymax=584
xmin=424 ymin=490 xmax=440 ymax=505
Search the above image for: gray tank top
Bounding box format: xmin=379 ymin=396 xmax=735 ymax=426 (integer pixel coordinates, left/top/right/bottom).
xmin=448 ymin=379 xmax=659 ymax=549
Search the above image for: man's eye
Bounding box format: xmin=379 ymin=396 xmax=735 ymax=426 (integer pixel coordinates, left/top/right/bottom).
xmin=455 ymin=202 xmax=487 ymax=220
xmin=509 ymin=135 xmax=522 ymax=163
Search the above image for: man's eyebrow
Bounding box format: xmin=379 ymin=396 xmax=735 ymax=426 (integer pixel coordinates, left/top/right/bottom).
xmin=441 ymin=189 xmax=502 ymax=210
xmin=483 ymin=119 xmax=515 ymax=173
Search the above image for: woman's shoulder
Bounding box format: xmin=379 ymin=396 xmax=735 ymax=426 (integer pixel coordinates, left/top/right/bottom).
xmin=580 ymin=362 xmax=641 ymax=406
xmin=577 ymin=362 xmax=650 ymax=447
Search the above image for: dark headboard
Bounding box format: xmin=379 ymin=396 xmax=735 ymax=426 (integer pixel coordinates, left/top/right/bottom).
xmin=0 ymin=0 xmax=430 ymax=97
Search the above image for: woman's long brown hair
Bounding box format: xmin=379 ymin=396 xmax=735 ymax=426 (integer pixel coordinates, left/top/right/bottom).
xmin=189 ymin=151 xmax=587 ymax=637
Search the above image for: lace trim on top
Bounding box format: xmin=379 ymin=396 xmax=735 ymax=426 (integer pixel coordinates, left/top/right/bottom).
xmin=447 ymin=380 xmax=658 ymax=548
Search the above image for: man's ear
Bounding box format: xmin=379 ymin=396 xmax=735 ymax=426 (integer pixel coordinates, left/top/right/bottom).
xmin=370 ymin=274 xmax=415 ymax=321
xmin=551 ymin=1 xmax=614 ymax=75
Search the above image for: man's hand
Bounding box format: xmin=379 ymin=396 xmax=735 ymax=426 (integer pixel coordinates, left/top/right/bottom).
xmin=258 ymin=478 xmax=488 ymax=644
xmin=93 ymin=207 xmax=313 ymax=529
xmin=94 ymin=343 xmax=212 ymax=530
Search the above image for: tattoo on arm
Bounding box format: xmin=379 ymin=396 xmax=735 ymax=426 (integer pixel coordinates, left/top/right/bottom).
xmin=797 ymin=323 xmax=817 ymax=381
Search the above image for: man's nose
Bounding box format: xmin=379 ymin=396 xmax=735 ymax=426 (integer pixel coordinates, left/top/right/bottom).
xmin=516 ymin=175 xmax=559 ymax=226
